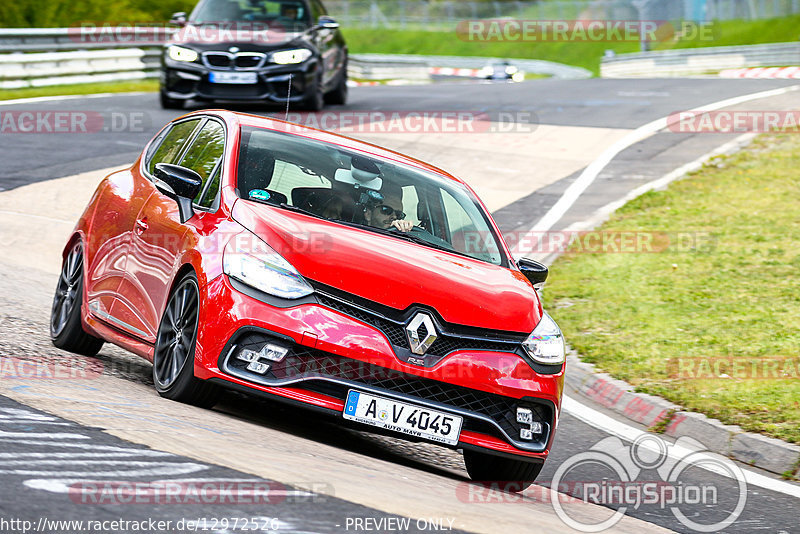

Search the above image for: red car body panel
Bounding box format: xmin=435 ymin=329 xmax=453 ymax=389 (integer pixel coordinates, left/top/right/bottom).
xmin=67 ymin=110 xmax=565 ymax=462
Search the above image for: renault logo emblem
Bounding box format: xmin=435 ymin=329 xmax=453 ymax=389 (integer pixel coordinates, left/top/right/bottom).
xmin=406 ymin=312 xmax=437 ymax=355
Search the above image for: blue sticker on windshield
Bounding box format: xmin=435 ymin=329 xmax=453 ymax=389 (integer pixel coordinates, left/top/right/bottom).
xmin=249 ymin=189 xmax=271 ymax=202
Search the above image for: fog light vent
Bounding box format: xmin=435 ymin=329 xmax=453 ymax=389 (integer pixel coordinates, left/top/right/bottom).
xmin=235 ymin=342 xmax=289 ymax=375
xmin=516 ymin=407 xmax=543 ymax=441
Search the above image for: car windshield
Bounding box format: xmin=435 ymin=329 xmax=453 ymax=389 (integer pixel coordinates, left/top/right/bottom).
xmin=191 ymin=0 xmax=310 ymax=29
xmin=237 ymin=126 xmax=506 ymax=266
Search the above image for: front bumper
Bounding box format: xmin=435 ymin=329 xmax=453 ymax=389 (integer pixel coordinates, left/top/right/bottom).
xmin=161 ymin=57 xmax=318 ymax=103
xmin=194 ymin=275 xmax=565 ymax=461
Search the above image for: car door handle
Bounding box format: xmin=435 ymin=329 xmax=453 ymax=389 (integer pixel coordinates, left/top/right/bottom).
xmin=135 ymin=218 xmax=148 ymax=235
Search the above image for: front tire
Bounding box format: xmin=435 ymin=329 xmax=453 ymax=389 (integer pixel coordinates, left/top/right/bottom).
xmin=50 ymin=242 xmax=104 ymax=356
xmin=463 ymin=450 xmax=544 ymax=492
xmin=153 ymin=272 xmax=219 ymax=408
xmin=160 ymin=89 xmax=184 ymax=110
xmin=300 ymin=73 xmax=325 ymax=111
xmin=324 ymin=64 xmax=348 ymax=106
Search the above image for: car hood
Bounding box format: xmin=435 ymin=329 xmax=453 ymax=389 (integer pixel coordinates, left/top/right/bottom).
xmin=231 ymin=200 xmax=541 ymax=333
xmin=170 ymin=24 xmax=306 ymax=51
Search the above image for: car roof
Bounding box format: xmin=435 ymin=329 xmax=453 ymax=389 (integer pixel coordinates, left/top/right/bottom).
xmin=179 ymin=109 xmax=469 ymax=187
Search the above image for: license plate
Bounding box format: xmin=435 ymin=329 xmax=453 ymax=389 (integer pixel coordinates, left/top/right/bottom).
xmin=343 ymin=390 xmax=463 ymax=446
xmin=208 ymin=71 xmax=258 ymax=84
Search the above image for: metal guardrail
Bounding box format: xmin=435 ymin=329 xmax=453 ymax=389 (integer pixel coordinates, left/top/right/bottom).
xmin=601 ymin=41 xmax=800 ymax=77
xmin=0 ymin=27 xmax=592 ymax=89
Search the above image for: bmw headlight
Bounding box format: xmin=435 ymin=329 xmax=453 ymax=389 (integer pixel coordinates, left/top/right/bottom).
xmin=168 ymin=45 xmax=199 ymax=62
xmin=522 ymin=313 xmax=565 ymax=366
xmin=223 ymin=233 xmax=313 ymax=299
xmin=271 ymin=48 xmax=313 ymax=65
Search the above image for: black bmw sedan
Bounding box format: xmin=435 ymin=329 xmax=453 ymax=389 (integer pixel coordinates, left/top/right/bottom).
xmin=160 ymin=0 xmax=348 ymax=110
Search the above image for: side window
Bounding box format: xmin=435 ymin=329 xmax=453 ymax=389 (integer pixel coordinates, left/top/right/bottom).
xmin=147 ymin=119 xmax=202 ymax=176
xmin=198 ymin=166 xmax=221 ymax=209
xmin=178 ymin=120 xmax=226 ymax=205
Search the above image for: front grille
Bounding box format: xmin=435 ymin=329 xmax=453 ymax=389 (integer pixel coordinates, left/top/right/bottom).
xmin=225 ymin=331 xmax=552 ymax=449
xmin=235 ymin=54 xmax=264 ymax=68
xmin=315 ymin=292 xmax=524 ymax=359
xmin=205 ymin=53 xmax=232 ymax=68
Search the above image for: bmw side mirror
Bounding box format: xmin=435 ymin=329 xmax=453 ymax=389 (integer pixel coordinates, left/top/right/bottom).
xmin=517 ymin=258 xmax=549 ymax=291
xmin=316 ymin=16 xmax=340 ymax=30
xmin=154 ymin=163 xmax=202 ymax=223
xmin=170 ymin=12 xmax=187 ymax=26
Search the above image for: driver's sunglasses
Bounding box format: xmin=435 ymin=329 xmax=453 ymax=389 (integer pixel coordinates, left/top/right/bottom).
xmin=376 ymin=205 xmax=406 ymax=219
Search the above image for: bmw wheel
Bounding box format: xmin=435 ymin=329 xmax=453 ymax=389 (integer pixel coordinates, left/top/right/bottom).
xmin=324 ymin=62 xmax=348 ymax=106
xmin=301 ymin=73 xmax=325 ymax=112
xmin=50 ymin=242 xmax=104 ymax=356
xmin=153 ymin=272 xmax=219 ymax=407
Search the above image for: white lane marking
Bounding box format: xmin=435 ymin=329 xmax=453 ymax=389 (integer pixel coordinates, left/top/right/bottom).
xmin=0 ymin=431 xmax=89 ymax=439
xmin=533 ymin=132 xmax=758 ymax=266
xmin=562 ymin=395 xmax=800 ymax=499
xmin=514 ymin=83 xmax=800 ymax=257
xmin=0 ymin=210 xmax=72 ymax=224
xmin=0 ymin=451 xmax=173 ymax=459
xmin=8 ymin=465 xmax=208 ymax=477
xmin=0 ymin=92 xmax=151 ymax=107
xmin=25 ymin=478 xmax=316 ymax=497
xmin=0 ymin=439 xmax=171 ymax=452
xmin=0 ymin=460 xmax=201 ymax=467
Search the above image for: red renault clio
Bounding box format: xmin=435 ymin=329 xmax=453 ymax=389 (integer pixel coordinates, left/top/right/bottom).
xmin=50 ymin=110 xmax=565 ymax=487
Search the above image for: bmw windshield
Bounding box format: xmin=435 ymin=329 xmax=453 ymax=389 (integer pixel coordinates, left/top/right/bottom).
xmin=236 ymin=126 xmax=507 ymax=266
xmin=191 ymin=0 xmax=311 ymax=30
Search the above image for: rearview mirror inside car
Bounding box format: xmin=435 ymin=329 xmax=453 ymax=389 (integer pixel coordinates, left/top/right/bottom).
xmin=154 ymin=163 xmax=202 ymax=223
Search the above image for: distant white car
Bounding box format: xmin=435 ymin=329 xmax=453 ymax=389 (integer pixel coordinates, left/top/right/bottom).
xmin=479 ymin=60 xmax=525 ymax=82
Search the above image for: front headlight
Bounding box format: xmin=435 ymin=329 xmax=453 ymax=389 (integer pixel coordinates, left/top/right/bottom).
xmin=168 ymin=45 xmax=199 ymax=62
xmin=223 ymin=233 xmax=313 ymax=299
xmin=270 ymin=48 xmax=313 ymax=65
xmin=522 ymin=313 xmax=565 ymax=366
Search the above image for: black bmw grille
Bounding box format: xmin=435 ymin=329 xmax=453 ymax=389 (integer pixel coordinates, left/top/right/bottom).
xmin=234 ymin=55 xmax=263 ymax=68
xmin=315 ymin=292 xmax=524 ymax=358
xmin=226 ymin=331 xmax=551 ymax=449
xmin=205 ymin=53 xmax=232 ymax=68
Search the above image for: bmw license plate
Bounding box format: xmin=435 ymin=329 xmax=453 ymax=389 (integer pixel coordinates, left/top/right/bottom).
xmin=343 ymin=390 xmax=463 ymax=445
xmin=208 ymin=71 xmax=258 ymax=84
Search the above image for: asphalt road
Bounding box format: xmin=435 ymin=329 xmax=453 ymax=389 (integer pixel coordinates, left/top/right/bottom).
xmin=1 ymin=78 xmax=799 ymax=533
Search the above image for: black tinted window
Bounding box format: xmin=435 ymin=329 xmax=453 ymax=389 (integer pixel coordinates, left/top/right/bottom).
xmin=179 ymin=120 xmax=225 ymax=204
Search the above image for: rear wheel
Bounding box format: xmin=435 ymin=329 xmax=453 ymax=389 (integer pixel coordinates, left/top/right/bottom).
xmin=463 ymin=449 xmax=544 ymax=492
xmin=153 ymin=273 xmax=219 ymax=408
xmin=50 ymin=242 xmax=104 ymax=356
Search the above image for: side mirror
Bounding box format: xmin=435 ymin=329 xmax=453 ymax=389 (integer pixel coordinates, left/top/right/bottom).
xmin=316 ymin=16 xmax=340 ymax=30
xmin=517 ymin=258 xmax=549 ymax=291
xmin=170 ymin=12 xmax=187 ymax=26
xmin=154 ymin=163 xmax=202 ymax=223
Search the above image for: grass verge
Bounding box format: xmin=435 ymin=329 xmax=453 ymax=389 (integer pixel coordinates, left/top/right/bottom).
xmin=0 ymin=80 xmax=158 ymax=101
xmin=344 ymin=15 xmax=800 ymax=76
xmin=545 ymin=133 xmax=800 ymax=444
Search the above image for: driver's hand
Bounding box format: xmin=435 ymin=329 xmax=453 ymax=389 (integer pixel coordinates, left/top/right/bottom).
xmin=391 ymin=220 xmax=413 ymax=233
